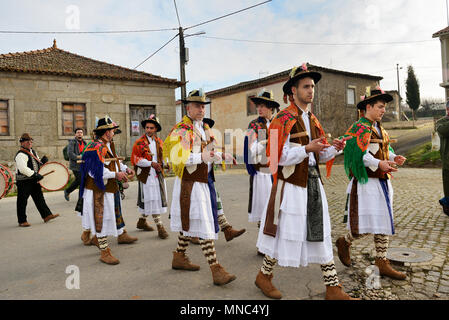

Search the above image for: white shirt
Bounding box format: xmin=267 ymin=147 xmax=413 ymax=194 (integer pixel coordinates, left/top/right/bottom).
xmin=185 ymin=120 xmax=222 ymax=172
xmin=136 ymin=135 xmax=159 ymax=178
xmin=362 ymin=122 xmax=396 ymax=168
xmin=15 ymin=149 xmax=39 ymax=177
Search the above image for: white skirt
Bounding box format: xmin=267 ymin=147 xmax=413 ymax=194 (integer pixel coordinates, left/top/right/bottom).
xmin=80 ymin=189 xmax=118 ymax=238
xmin=257 ymin=180 xmax=334 ymax=267
xmin=346 ymin=177 xmax=394 ymax=235
xmin=248 ymin=172 xmax=272 ymax=222
xmin=138 ymin=175 xmax=167 ymax=215
xmin=170 ymin=176 xmax=218 ymax=240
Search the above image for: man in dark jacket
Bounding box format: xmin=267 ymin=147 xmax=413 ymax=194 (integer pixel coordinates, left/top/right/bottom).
xmin=437 ymin=101 xmax=449 ymax=216
xmin=64 ymin=128 xmax=87 ymax=201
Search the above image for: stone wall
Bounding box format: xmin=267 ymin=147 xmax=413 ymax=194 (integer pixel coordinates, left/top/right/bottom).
xmin=0 ymin=72 xmax=177 ymax=164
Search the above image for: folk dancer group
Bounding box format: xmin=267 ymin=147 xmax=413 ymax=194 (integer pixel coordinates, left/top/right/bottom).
xmin=14 ymin=62 xmax=408 ymax=299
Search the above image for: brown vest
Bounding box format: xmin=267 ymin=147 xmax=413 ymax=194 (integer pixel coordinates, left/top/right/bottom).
xmin=277 ymin=110 xmax=322 ymax=187
xmin=85 ymin=140 xmax=119 ymax=194
xmin=136 ymin=135 xmax=164 ymax=184
xmin=366 ymin=125 xmax=390 ymax=179
xmin=182 ymin=140 xmax=214 ymax=184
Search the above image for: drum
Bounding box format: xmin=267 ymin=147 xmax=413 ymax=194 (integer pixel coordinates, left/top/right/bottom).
xmin=38 ymin=162 xmax=70 ymax=191
xmin=0 ymin=164 xmax=14 ymax=199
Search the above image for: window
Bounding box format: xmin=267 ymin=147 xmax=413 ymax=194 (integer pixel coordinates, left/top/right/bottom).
xmin=0 ymin=100 xmax=9 ymax=136
xmin=247 ymin=94 xmax=257 ymax=116
xmin=347 ymin=87 xmax=356 ymax=105
xmin=62 ymin=103 xmax=86 ymax=135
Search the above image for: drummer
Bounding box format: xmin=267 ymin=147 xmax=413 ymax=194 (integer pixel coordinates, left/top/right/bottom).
xmin=14 ymin=133 xmax=59 ymax=227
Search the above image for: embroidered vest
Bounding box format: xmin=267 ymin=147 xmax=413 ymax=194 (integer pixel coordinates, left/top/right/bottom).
xmin=277 ymin=112 xmax=322 ymax=187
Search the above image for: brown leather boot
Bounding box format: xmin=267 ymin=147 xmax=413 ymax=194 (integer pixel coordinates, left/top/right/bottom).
xmin=157 ymin=224 xmax=169 ymax=239
xmin=136 ymin=218 xmax=155 ymax=231
xmin=44 ymin=213 xmax=60 ymax=223
xmin=172 ymin=251 xmax=200 ymax=271
xmin=81 ymin=230 xmax=91 ymax=245
xmin=99 ymin=248 xmax=120 ymax=265
xmin=375 ymin=258 xmax=407 ymax=280
xmin=223 ymin=226 xmax=246 ymax=242
xmin=336 ymin=236 xmax=352 ymax=267
xmin=325 ymin=284 xmax=359 ymax=300
xmin=19 ymin=222 xmax=31 ymax=227
xmin=117 ymin=230 xmax=138 ymax=244
xmin=210 ymin=264 xmax=236 ymax=286
xmin=90 ymin=235 xmax=99 ymax=248
xmin=190 ymin=237 xmax=200 ymax=244
xmin=255 ymin=270 xmax=282 ymax=299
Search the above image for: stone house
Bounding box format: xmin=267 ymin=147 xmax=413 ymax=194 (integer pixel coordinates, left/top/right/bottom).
xmin=206 ymin=64 xmax=382 ymax=159
xmin=0 ymin=40 xmax=180 ymax=166
xmin=433 ymin=26 xmax=449 ymax=100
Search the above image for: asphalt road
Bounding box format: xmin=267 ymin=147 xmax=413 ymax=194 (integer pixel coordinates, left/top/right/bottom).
xmin=0 ymin=170 xmax=336 ymax=300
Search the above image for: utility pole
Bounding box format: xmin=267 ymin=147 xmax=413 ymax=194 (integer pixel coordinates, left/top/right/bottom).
xmin=396 ymin=63 xmax=403 ymax=120
xmin=179 ymin=26 xmax=187 ymax=116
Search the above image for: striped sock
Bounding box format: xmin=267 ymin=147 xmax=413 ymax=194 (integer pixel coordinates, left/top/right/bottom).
xmin=152 ymin=214 xmax=162 ymax=226
xmin=140 ymin=214 xmax=147 ymax=219
xmin=374 ymin=234 xmax=389 ymax=259
xmin=344 ymin=231 xmax=354 ymax=243
xmin=321 ymin=260 xmax=340 ymax=286
xmin=98 ymin=236 xmax=108 ymax=251
xmin=260 ymin=255 xmax=277 ymax=275
xmin=257 ymin=221 xmax=261 ymax=229
xmin=218 ymin=214 xmax=231 ymax=231
xmin=199 ymin=239 xmax=218 ymax=266
xmin=176 ymin=232 xmax=189 ymax=253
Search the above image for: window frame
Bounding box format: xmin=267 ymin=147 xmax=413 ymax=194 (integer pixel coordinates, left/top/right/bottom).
xmin=0 ymin=96 xmax=15 ymax=141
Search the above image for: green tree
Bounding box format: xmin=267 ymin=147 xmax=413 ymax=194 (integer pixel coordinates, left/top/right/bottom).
xmin=405 ymin=65 xmax=420 ymax=121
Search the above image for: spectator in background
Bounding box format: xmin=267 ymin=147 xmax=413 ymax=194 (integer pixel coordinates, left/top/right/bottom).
xmin=64 ymin=128 xmax=86 ymax=202
xmin=436 ymin=101 xmax=449 ymax=217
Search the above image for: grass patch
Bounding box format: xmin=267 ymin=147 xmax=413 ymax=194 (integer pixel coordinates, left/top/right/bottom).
xmin=404 ymin=142 xmax=441 ymax=167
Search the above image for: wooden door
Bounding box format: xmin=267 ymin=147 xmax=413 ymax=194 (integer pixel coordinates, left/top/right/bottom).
xmin=129 ymin=105 xmax=156 ymax=147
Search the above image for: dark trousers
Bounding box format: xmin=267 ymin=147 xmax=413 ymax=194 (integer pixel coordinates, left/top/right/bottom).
xmin=16 ymin=180 xmax=52 ymax=223
xmin=443 ymin=169 xmax=449 ymax=198
xmin=66 ymin=170 xmax=81 ymax=195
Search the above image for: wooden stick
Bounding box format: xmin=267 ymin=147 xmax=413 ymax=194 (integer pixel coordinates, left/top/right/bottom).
xmin=41 ymin=170 xmax=55 ymax=177
xmin=371 ymin=139 xmax=398 ymax=143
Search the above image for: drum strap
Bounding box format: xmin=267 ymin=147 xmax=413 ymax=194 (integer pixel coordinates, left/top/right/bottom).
xmin=20 ymin=147 xmax=43 ymax=165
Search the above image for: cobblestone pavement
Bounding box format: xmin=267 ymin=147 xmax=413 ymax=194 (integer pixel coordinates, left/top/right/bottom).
xmin=0 ymin=164 xmax=447 ymax=300
xmin=325 ymin=165 xmax=449 ymax=300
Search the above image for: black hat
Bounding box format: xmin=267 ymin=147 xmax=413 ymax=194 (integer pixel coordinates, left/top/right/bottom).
xmin=250 ymin=89 xmax=280 ymax=109
xmin=182 ymin=89 xmax=210 ymax=105
xmin=282 ymin=63 xmax=321 ymax=95
xmin=203 ymin=118 xmax=215 ymax=128
xmin=141 ymin=114 xmax=162 ymax=132
xmin=356 ymin=86 xmax=393 ymax=110
xmin=19 ymin=133 xmax=33 ymax=142
xmin=94 ymin=116 xmax=119 ymax=132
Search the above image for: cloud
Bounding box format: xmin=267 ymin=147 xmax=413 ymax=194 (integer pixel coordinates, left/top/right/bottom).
xmin=0 ymin=0 xmax=446 ymax=101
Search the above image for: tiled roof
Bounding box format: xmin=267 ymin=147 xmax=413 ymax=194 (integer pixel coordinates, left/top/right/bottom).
xmin=433 ymin=26 xmax=449 ymax=38
xmin=206 ymin=63 xmax=382 ymax=98
xmin=0 ymin=40 xmax=181 ymax=85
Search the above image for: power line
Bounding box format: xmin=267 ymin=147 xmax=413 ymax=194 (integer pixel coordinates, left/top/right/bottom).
xmin=184 ymin=0 xmax=272 ymax=30
xmin=134 ymin=33 xmax=179 ymax=69
xmin=198 ymin=35 xmax=437 ymax=46
xmin=0 ymin=28 xmax=178 ymax=34
xmin=173 ymin=0 xmax=182 ymax=28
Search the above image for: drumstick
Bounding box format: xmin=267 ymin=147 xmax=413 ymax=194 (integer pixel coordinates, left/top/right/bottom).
xmin=41 ymin=170 xmax=55 ymax=177
xmin=77 ymin=157 xmax=125 ymax=164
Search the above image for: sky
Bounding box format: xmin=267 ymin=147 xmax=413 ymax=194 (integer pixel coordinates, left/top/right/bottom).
xmin=0 ymin=0 xmax=447 ymax=102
